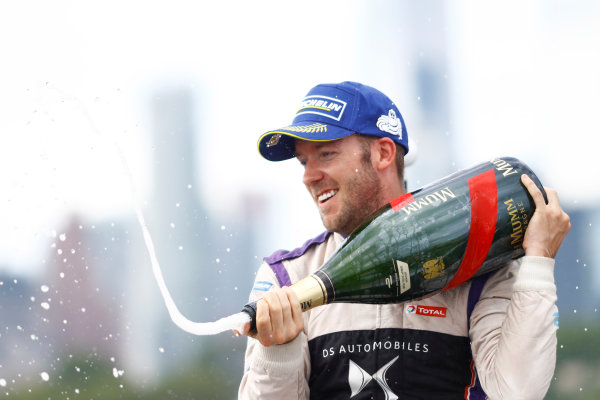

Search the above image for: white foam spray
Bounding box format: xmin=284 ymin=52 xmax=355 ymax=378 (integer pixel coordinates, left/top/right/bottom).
xmin=73 ymin=96 xmax=250 ymax=336
xmin=113 ymin=140 xmax=251 ymax=336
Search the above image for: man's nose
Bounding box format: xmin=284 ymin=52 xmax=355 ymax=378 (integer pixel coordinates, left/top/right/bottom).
xmin=302 ymin=159 xmax=323 ymax=186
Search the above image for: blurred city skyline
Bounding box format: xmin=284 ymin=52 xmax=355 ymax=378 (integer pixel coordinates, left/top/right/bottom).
xmin=0 ymin=1 xmax=599 ymax=397
xmin=1 ymin=1 xmax=599 ymax=276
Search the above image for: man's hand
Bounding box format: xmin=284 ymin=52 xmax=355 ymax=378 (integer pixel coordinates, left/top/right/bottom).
xmin=521 ymin=174 xmax=571 ymax=258
xmin=247 ymin=287 xmax=304 ymax=346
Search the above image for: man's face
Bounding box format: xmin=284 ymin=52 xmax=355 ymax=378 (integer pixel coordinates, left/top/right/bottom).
xmin=294 ymin=135 xmax=384 ymax=235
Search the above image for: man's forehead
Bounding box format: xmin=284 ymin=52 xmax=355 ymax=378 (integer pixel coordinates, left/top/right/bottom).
xmin=293 ymin=138 xmax=344 ymax=157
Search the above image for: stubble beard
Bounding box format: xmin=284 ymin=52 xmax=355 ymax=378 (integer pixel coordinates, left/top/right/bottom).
xmin=321 ymin=158 xmax=384 ymax=235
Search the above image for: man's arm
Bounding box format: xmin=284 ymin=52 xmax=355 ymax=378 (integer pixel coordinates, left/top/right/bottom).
xmin=470 ymin=175 xmax=570 ymax=399
xmin=471 ymin=256 xmax=558 ymax=399
xmin=238 ymin=266 xmax=310 ymax=400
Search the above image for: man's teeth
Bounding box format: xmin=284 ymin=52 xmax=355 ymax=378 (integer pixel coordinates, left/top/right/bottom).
xmin=318 ymin=190 xmax=337 ymax=202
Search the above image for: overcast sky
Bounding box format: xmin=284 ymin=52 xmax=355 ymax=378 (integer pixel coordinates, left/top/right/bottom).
xmin=1 ymin=0 xmax=599 ymax=275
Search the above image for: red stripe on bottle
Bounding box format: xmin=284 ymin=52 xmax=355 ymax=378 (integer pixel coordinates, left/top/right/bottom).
xmin=443 ymin=169 xmax=498 ymax=291
xmin=390 ymin=193 xmax=414 ymax=212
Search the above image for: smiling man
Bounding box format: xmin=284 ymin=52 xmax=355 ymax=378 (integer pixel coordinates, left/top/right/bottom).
xmin=295 ymin=134 xmax=395 ymax=235
xmin=238 ymin=81 xmax=570 ymax=399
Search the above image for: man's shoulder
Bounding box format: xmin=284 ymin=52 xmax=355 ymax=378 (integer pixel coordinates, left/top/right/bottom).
xmin=264 ymin=231 xmax=333 ymax=266
xmin=263 ymin=231 xmax=343 ymax=284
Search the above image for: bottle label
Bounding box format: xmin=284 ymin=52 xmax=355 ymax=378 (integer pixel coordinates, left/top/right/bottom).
xmin=422 ymin=257 xmax=446 ymax=279
xmin=394 ymin=260 xmax=411 ymax=295
xmin=503 ymin=197 xmax=530 ymax=250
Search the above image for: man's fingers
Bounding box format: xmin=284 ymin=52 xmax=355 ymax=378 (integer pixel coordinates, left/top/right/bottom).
xmin=521 ymin=174 xmax=546 ymax=207
xmin=544 ymin=187 xmax=560 ymax=208
xmin=267 ymin=291 xmax=286 ymax=329
xmin=520 ymin=174 xmax=571 ymax=258
xmin=255 ymin=297 xmax=275 ymax=344
xmin=233 ymin=321 xmax=252 ymax=338
xmin=271 ymin=289 xmax=294 ymax=343
xmin=252 ymin=288 xmax=305 ymax=346
xmin=283 ymin=287 xmax=305 ymax=332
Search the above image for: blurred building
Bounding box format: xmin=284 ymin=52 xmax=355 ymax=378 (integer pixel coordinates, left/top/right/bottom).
xmin=0 ymin=86 xmax=264 ymax=387
xmin=122 ymin=86 xmax=260 ymax=381
xmin=0 ymin=215 xmax=130 ymax=381
xmin=0 ymin=273 xmax=39 ymax=378
xmin=554 ymin=206 xmax=600 ymax=320
xmin=43 ymin=216 xmax=125 ymax=355
xmin=356 ymin=1 xmax=455 ymax=189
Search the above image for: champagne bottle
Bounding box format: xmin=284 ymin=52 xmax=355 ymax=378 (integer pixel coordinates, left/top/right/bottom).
xmin=242 ymin=157 xmax=545 ymax=330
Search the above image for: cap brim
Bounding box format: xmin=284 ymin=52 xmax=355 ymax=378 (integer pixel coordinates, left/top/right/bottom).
xmin=258 ymin=122 xmax=354 ymax=161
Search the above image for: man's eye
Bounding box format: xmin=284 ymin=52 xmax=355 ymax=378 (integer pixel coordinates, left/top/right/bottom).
xmin=321 ymin=151 xmax=334 ymax=159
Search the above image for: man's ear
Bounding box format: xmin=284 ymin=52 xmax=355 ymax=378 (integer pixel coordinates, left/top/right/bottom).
xmin=372 ymin=137 xmax=396 ymax=171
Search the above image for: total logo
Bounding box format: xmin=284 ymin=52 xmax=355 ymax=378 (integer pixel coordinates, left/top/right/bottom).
xmin=406 ymin=305 xmax=447 ymax=318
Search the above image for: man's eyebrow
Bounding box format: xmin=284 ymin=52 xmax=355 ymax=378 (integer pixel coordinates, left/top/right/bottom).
xmin=294 ymin=141 xmax=339 ymax=158
xmin=294 ymin=149 xmax=307 ymax=159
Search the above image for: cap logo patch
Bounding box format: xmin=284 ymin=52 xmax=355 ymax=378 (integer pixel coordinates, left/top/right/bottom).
xmin=296 ymin=95 xmax=347 ymax=121
xmin=376 ymin=109 xmax=402 ymax=137
xmin=266 ymin=133 xmax=282 ymax=147
xmin=281 ymin=123 xmax=328 ymax=134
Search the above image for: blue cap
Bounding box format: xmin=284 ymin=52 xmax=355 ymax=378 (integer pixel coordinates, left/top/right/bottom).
xmin=258 ymin=81 xmax=409 ymax=161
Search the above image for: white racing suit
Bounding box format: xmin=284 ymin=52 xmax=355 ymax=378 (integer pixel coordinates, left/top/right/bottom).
xmin=239 ymin=232 xmax=558 ymax=400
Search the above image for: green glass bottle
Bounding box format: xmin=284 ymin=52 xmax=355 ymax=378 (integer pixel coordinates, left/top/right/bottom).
xmin=242 ymin=157 xmax=545 ymax=329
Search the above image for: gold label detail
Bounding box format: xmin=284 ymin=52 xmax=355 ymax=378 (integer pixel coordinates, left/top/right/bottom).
xmin=291 ymin=275 xmax=327 ymax=312
xmin=504 ymin=198 xmax=529 ymax=250
xmin=422 ymin=257 xmax=446 ymax=279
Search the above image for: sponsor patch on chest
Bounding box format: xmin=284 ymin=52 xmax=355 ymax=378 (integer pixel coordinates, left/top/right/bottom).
xmin=406 ymin=305 xmax=447 ymax=318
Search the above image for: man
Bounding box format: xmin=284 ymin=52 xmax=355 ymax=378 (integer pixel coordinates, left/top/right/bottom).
xmin=238 ymin=81 xmax=571 ymax=399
